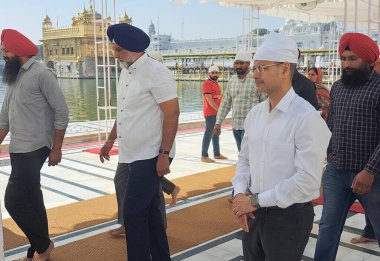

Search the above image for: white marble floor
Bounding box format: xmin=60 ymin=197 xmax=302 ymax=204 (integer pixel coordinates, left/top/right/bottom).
xmin=1 ymin=126 xmax=379 ymax=260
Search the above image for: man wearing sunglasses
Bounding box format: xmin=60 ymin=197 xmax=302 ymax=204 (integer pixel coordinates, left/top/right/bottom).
xmin=232 ymin=32 xmax=331 ymax=261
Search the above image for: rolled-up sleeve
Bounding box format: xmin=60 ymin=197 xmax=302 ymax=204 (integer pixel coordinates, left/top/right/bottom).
xmin=39 ymin=70 xmax=69 ymax=129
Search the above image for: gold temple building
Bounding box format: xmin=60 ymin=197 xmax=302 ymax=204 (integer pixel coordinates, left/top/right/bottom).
xmin=41 ymin=5 xmax=132 ymax=78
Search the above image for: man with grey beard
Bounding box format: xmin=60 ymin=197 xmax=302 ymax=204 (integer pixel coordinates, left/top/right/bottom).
xmin=0 ymin=29 xmax=69 ymax=261
xmin=100 ymin=23 xmax=179 ymax=261
xmin=315 ymin=32 xmax=380 ymax=261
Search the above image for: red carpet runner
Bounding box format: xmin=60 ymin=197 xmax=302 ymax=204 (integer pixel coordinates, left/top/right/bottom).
xmin=312 ymin=196 xmax=365 ymax=214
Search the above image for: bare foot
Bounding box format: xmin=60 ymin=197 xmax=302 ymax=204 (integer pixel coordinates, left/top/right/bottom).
xmin=169 ymin=186 xmax=181 ymax=207
xmin=33 ymin=241 xmax=54 ymax=261
xmin=109 ymin=225 xmax=125 ymax=237
xmin=351 ymin=235 xmax=377 ymax=244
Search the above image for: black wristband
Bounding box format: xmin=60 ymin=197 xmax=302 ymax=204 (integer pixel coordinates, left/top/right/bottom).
xmin=159 ymin=149 xmax=170 ymax=155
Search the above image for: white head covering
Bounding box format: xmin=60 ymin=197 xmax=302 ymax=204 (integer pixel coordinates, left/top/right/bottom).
xmin=148 ymin=50 xmax=163 ymax=63
xmin=234 ymin=51 xmax=252 ymax=62
xmin=253 ymin=32 xmax=298 ymax=64
xmin=208 ymin=65 xmax=219 ymax=73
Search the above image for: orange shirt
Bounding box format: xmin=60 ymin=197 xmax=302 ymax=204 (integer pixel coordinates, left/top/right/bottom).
xmin=202 ymin=79 xmax=222 ymax=117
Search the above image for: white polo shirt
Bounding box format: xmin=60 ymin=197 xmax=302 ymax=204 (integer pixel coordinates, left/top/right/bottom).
xmin=233 ymin=88 xmax=331 ymax=208
xmin=116 ymin=53 xmax=177 ymax=163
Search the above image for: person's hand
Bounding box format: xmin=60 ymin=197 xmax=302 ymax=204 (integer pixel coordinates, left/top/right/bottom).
xmin=99 ymin=140 xmax=114 ymax=163
xmin=156 ymin=154 xmax=170 ymax=176
xmin=352 ymin=169 xmax=374 ymax=194
xmin=213 ymin=124 xmax=221 ymax=136
xmin=237 ymin=213 xmax=249 ymax=232
xmin=48 ymin=148 xmax=62 ymax=166
xmin=232 ymin=194 xmax=256 ymax=217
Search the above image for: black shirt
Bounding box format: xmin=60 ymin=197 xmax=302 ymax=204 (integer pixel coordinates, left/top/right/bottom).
xmin=292 ymin=70 xmax=319 ymax=110
xmin=327 ymin=71 xmax=380 ymax=175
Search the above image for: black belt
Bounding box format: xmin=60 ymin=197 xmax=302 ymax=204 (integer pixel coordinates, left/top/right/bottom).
xmin=262 ymin=202 xmax=312 ymax=211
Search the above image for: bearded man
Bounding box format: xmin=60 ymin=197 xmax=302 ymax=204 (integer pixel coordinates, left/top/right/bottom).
xmin=201 ymin=65 xmax=227 ymax=163
xmin=214 ymin=51 xmax=266 ymax=152
xmin=0 ymin=29 xmax=69 ymax=261
xmin=314 ymin=32 xmax=380 ymax=261
xmin=100 ymin=23 xmax=179 ymax=261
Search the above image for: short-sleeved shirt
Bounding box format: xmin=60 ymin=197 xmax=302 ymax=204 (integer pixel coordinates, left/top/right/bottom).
xmin=116 ymin=53 xmax=178 ymax=163
xmin=202 ymin=79 xmax=222 ymax=117
xmin=0 ymin=58 xmax=69 ymax=153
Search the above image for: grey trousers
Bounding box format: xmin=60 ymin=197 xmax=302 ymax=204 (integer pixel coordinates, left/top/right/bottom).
xmin=114 ymin=161 xmax=176 ymax=228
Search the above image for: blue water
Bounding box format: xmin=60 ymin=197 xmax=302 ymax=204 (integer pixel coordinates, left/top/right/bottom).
xmin=0 ymin=75 xmax=217 ymax=122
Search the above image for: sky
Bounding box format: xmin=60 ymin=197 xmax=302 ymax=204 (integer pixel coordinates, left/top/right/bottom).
xmin=0 ymin=0 xmax=285 ymax=45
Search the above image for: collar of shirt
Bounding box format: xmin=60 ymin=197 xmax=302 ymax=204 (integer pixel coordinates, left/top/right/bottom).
xmin=365 ymin=70 xmax=376 ymax=83
xmin=20 ymin=57 xmax=35 ymax=71
xmin=126 ymin=53 xmax=148 ymax=73
xmin=263 ymin=87 xmax=296 ymax=114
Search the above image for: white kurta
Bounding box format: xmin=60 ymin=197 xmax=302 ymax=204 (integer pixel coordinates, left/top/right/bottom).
xmin=233 ymin=88 xmax=331 ymax=208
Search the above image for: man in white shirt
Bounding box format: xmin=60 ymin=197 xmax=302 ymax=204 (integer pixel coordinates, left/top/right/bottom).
xmin=100 ymin=23 xmax=179 ymax=261
xmin=232 ymin=32 xmax=331 ymax=261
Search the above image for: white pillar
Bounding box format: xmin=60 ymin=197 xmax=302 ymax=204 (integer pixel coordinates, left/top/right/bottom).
xmin=0 ymin=201 xmax=4 ymax=261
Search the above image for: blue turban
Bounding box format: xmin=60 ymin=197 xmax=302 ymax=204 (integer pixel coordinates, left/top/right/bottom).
xmin=107 ymin=23 xmax=150 ymax=52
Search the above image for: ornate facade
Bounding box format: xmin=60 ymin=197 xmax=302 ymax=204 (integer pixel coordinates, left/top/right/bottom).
xmin=41 ymin=5 xmax=132 ymax=78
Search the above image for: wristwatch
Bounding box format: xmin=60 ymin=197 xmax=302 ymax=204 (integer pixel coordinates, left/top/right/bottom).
xmin=159 ymin=149 xmax=170 ymax=155
xmin=250 ymin=193 xmax=261 ymax=209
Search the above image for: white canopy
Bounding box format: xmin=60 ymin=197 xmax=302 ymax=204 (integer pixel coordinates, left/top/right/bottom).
xmin=173 ymin=0 xmax=380 ymax=30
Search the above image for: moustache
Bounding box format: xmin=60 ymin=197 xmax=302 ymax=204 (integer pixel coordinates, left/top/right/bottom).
xmin=235 ymin=68 xmax=245 ymax=75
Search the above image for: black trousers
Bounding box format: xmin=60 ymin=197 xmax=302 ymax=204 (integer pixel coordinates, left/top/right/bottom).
xmin=114 ymin=158 xmax=174 ymax=227
xmin=5 ymin=147 xmax=50 ymax=257
xmin=123 ymin=157 xmax=171 ymax=261
xmin=243 ymin=202 xmax=314 ymax=261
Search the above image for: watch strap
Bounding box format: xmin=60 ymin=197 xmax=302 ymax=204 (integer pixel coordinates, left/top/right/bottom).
xmin=250 ymin=193 xmax=261 ymax=208
xmin=159 ymin=149 xmax=170 ymax=155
